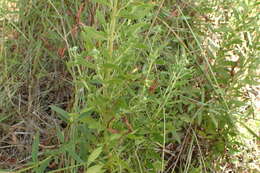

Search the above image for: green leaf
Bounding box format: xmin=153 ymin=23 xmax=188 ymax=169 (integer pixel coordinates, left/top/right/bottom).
xmin=89 ymin=79 xmax=104 ymax=87
xmin=109 ymin=134 xmax=122 ymax=141
xmin=127 ymin=22 xmax=148 ymax=35
xmin=80 ymin=116 xmax=102 ymax=130
xmin=50 ymin=105 xmax=70 ymax=123
xmin=32 ymin=132 xmax=40 ymax=163
xmin=86 ymin=165 xmax=104 ymax=173
xmin=119 ymin=4 xmax=154 ymax=19
xmin=64 ymin=141 xmax=84 ymax=163
xmin=87 ymin=147 xmax=103 ymax=166
xmin=78 ymin=111 xmax=92 ymax=121
xmin=39 ymin=157 xmax=52 ymax=173
xmin=56 ymin=127 xmax=65 ymax=143
xmin=209 ymin=114 xmax=218 ymax=128
xmin=96 ymin=10 xmax=106 ymax=26
xmin=82 ymin=32 xmax=95 ymax=50
xmin=0 ymin=115 xmax=10 ymax=123
xmin=84 ymin=26 xmax=107 ymax=41
xmin=67 ymin=148 xmax=84 ymax=163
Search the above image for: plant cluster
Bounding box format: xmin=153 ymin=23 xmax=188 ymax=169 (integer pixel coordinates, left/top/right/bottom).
xmin=0 ymin=0 xmax=259 ymax=172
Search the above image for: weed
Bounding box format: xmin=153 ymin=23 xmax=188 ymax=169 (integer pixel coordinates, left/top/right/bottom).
xmin=0 ymin=0 xmax=259 ymax=172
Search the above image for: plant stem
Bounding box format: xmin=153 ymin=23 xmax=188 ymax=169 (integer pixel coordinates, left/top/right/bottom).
xmin=108 ymin=0 xmax=118 ymax=59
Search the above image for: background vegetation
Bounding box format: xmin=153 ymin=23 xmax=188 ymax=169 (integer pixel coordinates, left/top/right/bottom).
xmin=0 ymin=0 xmax=259 ymax=172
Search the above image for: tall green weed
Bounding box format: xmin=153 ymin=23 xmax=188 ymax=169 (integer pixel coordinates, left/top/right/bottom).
xmin=0 ymin=0 xmax=259 ymax=172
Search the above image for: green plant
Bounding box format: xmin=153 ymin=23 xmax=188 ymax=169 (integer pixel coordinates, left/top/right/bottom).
xmin=0 ymin=0 xmax=259 ymax=172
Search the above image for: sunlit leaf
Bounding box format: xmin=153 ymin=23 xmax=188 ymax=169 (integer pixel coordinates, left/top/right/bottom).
xmin=87 ymin=147 xmax=103 ymax=166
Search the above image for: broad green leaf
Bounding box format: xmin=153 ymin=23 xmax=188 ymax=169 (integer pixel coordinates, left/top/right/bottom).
xmin=50 ymin=105 xmax=70 ymax=123
xmin=87 ymin=147 xmax=103 ymax=166
xmin=84 ymin=26 xmax=107 ymax=41
xmin=86 ymin=165 xmax=104 ymax=173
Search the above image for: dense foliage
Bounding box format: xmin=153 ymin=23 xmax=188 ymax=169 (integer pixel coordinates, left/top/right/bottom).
xmin=0 ymin=0 xmax=259 ymax=172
